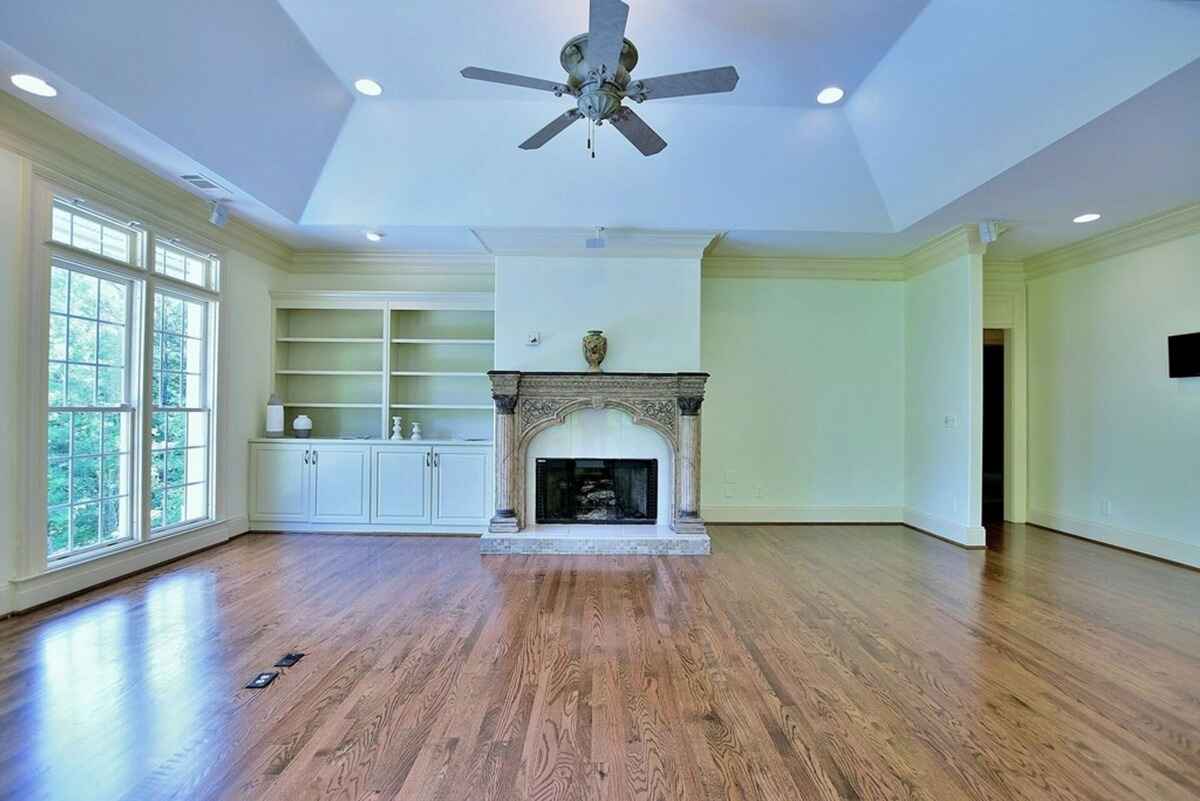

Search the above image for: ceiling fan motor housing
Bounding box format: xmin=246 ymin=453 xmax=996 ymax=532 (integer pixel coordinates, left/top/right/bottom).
xmin=560 ymin=33 xmax=639 ymax=122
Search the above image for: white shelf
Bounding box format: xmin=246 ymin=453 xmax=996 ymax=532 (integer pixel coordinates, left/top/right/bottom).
xmin=389 ymin=403 xmax=493 ymax=410
xmin=391 ymin=371 xmax=488 ymax=377
xmin=283 ymin=402 xmax=382 ymax=409
xmin=277 ymin=370 xmax=382 ymax=376
xmin=277 ymin=337 xmax=384 ymax=343
xmin=391 ymin=338 xmax=494 ymax=345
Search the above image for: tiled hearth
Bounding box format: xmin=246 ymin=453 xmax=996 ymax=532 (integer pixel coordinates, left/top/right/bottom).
xmin=485 ymin=371 xmax=711 ymax=556
xmin=480 ymin=525 xmax=711 ymax=555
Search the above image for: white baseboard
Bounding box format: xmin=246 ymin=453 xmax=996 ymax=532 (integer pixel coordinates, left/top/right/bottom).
xmin=10 ymin=515 xmax=249 ymax=613
xmin=1028 ymin=509 xmax=1200 ymax=569
xmin=701 ymin=505 xmax=903 ymax=523
xmin=903 ymin=507 xmax=986 ymax=548
xmin=248 ymin=520 xmax=485 ymax=535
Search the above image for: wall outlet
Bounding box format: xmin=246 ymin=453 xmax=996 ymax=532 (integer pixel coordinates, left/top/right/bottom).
xmin=1102 ymin=498 xmax=1113 ymax=516
xmin=526 ymin=332 xmax=541 ymax=346
xmin=944 ymin=415 xmax=958 ymax=429
xmin=753 ymin=484 xmax=766 ymax=500
xmin=722 ymin=483 xmax=735 ymax=499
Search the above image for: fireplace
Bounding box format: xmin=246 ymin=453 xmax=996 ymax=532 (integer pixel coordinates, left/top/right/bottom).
xmin=536 ymin=458 xmax=658 ymax=525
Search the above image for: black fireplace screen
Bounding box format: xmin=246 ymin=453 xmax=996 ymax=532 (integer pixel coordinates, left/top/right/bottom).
xmin=535 ymin=458 xmax=658 ymax=525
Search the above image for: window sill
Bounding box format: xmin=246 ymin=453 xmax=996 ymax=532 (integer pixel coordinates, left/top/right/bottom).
xmin=11 ymin=516 xmax=247 ymax=612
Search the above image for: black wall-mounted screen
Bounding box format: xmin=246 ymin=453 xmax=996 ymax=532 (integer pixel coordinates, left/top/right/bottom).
xmin=1169 ymin=332 xmax=1200 ymax=378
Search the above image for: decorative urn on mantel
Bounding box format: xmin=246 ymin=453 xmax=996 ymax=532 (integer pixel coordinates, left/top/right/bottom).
xmin=582 ymin=330 xmax=607 ymax=372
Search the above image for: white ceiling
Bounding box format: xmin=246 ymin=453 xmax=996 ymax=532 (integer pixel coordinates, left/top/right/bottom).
xmin=1 ymin=0 xmax=1199 ymax=262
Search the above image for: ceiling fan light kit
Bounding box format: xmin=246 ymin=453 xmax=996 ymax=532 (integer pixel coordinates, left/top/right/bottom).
xmin=461 ymin=0 xmax=739 ymax=157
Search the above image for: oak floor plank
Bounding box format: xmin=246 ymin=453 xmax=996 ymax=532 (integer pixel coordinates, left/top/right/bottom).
xmin=2 ymin=524 xmax=1200 ymax=801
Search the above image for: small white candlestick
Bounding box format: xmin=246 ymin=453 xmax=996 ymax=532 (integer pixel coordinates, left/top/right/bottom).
xmin=390 ymin=416 xmax=404 ymax=440
xmin=410 ymin=421 xmax=423 ymax=441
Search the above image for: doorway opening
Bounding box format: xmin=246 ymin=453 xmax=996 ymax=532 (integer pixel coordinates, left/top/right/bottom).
xmin=982 ymin=329 xmax=1005 ymax=523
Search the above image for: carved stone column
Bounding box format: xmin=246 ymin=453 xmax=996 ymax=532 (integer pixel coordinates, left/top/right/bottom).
xmin=489 ymin=372 xmax=520 ymax=533
xmin=674 ymin=395 xmax=706 ymax=534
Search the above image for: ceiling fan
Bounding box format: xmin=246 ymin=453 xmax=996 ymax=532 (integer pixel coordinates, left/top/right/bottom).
xmin=461 ymin=0 xmax=739 ymax=157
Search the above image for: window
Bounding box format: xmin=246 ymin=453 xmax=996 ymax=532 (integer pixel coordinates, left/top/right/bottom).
xmin=154 ymin=239 xmax=219 ymax=291
xmin=46 ymin=263 xmax=137 ymax=558
xmin=39 ymin=185 xmax=221 ymax=565
xmin=51 ymin=200 xmax=140 ymax=266
xmin=150 ymin=291 xmax=211 ymax=531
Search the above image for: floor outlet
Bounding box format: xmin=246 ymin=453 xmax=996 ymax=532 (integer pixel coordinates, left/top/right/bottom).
xmin=245 ymin=671 xmax=279 ymax=689
xmin=275 ymin=652 xmax=305 ymax=668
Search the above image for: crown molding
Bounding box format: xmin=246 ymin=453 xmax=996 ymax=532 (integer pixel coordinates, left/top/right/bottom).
xmin=0 ymin=91 xmax=292 ymax=270
xmin=271 ymin=289 xmax=494 ymax=310
xmin=475 ymin=227 xmax=718 ymax=259
xmin=1024 ymin=201 xmax=1200 ymax=280
xmin=902 ymin=224 xmax=987 ymax=278
xmin=289 ymin=250 xmax=495 ymax=274
xmin=702 ymin=256 xmax=905 ymax=281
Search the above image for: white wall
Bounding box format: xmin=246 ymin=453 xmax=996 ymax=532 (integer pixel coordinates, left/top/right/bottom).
xmin=904 ymin=255 xmax=985 ymax=545
xmin=700 ymin=276 xmax=906 ymax=521
xmin=1028 ymin=232 xmax=1200 ymax=566
xmin=0 ymin=147 xmax=27 ymax=615
xmin=494 ymin=256 xmax=701 ymax=372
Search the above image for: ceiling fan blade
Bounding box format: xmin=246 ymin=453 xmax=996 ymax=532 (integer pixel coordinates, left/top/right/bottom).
xmin=461 ymin=67 xmax=572 ymax=96
xmin=519 ymin=110 xmax=584 ymax=150
xmin=628 ymin=66 xmax=740 ymax=101
xmin=588 ymin=0 xmax=630 ymax=78
xmin=609 ymin=107 xmax=667 ymax=156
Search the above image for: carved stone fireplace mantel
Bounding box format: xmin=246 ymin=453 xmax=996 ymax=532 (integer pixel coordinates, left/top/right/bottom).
xmin=487 ymin=371 xmax=709 ymax=537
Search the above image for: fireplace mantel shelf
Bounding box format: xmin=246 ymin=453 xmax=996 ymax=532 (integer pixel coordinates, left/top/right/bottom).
xmin=486 ymin=370 xmax=710 ymax=553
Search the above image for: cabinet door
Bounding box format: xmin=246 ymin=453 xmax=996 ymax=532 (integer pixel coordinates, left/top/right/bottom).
xmin=432 ymin=446 xmax=491 ymax=525
xmin=250 ymin=444 xmax=310 ymax=523
xmin=309 ymin=445 xmax=371 ymax=524
xmin=371 ymin=447 xmax=432 ymax=524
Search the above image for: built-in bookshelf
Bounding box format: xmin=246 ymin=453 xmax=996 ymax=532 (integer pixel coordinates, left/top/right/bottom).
xmin=389 ymin=308 xmax=495 ymax=441
xmin=271 ymin=293 xmax=494 ymax=440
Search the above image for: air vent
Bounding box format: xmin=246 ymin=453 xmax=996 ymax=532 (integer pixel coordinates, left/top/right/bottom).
xmin=180 ymin=173 xmax=228 ymax=194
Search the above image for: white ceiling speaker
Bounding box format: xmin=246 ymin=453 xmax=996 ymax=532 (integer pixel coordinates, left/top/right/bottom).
xmin=461 ymin=0 xmax=739 ymax=157
xmin=208 ymin=200 xmax=229 ymax=227
xmin=978 ymin=221 xmax=1003 ymax=243
xmin=585 ymin=226 xmax=607 ymax=249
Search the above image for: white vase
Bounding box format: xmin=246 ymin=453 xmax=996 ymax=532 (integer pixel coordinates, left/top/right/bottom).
xmin=390 ymin=416 xmax=404 ymax=440
xmin=410 ymin=421 xmax=423 ymax=441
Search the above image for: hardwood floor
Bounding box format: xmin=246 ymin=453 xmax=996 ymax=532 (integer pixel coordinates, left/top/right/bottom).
xmin=1 ymin=523 xmax=1199 ymax=801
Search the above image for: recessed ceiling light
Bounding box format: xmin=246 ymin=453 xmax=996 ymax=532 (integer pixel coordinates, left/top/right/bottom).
xmin=354 ymin=78 xmax=383 ymax=97
xmin=1072 ymin=213 xmax=1102 ymax=224
xmin=816 ymin=86 xmax=844 ymax=105
xmin=365 ymin=231 xmax=385 ymax=242
xmin=11 ymin=73 xmax=57 ymax=97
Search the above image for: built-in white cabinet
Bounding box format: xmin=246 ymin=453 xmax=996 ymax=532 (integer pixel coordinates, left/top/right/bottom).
xmin=250 ymin=443 xmax=310 ymax=523
xmin=372 ymin=447 xmax=432 ymax=523
xmin=310 ymin=445 xmax=371 ymax=524
xmin=249 ymin=440 xmax=491 ymax=533
xmin=432 ymin=447 xmax=491 ymax=525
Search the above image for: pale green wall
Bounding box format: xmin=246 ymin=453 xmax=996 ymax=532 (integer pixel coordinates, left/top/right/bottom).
xmin=1028 ymin=232 xmax=1200 ymax=565
xmin=700 ymin=277 xmax=905 ymax=520
xmin=904 ymin=255 xmax=985 ymax=545
xmin=218 ymin=251 xmax=287 ymax=521
xmin=0 ymin=147 xmax=27 ymax=615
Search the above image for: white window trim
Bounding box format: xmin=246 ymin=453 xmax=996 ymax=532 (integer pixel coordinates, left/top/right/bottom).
xmin=24 ymin=175 xmax=225 ymax=577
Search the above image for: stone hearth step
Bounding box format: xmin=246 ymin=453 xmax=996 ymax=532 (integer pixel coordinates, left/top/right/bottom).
xmin=480 ymin=525 xmax=710 ymax=556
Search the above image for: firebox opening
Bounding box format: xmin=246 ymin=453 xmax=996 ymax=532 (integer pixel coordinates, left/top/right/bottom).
xmin=536 ymin=458 xmax=658 ymax=525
